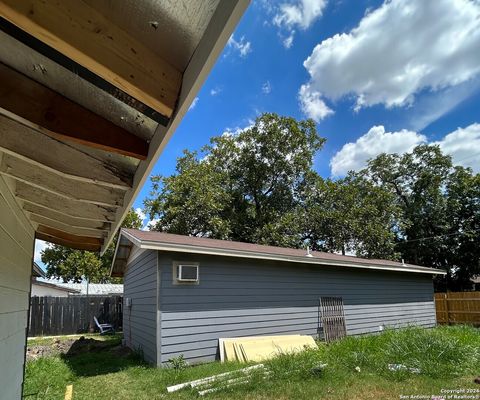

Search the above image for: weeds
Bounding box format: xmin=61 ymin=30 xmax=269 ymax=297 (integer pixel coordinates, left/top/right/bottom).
xmin=315 ymin=325 xmax=480 ymax=380
xmin=24 ymin=326 xmax=480 ymax=400
xmin=168 ymin=354 xmax=189 ymax=371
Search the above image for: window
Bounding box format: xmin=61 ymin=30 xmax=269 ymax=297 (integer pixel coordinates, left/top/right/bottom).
xmin=173 ymin=262 xmax=199 ymax=284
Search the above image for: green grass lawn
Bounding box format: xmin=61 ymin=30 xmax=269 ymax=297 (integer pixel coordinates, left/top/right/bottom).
xmin=24 ymin=326 xmax=480 ymax=400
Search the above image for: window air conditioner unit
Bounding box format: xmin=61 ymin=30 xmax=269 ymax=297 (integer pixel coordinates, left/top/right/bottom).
xmin=176 ymin=264 xmax=199 ymax=282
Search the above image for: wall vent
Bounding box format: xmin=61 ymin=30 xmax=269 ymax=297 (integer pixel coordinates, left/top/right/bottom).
xmin=319 ymin=296 xmax=347 ymax=342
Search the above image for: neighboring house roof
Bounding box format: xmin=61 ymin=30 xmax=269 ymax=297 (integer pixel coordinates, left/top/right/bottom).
xmin=32 ymin=280 xmax=123 ymax=295
xmin=111 ymin=228 xmax=446 ymax=277
xmin=55 ymin=283 xmax=123 ymax=296
xmin=32 ymin=262 xmax=46 ymax=278
xmin=32 ymin=279 xmax=80 ymax=293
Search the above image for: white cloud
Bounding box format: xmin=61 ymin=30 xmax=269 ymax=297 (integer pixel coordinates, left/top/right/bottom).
xmin=274 ymin=0 xmax=327 ymax=29
xmin=302 ymin=0 xmax=480 ymax=114
xmin=330 ymin=126 xmax=426 ymax=176
xmin=298 ymin=83 xmax=333 ymax=122
xmin=283 ymin=33 xmax=294 ymax=49
xmin=135 ymin=207 xmax=146 ymax=222
xmin=407 ymin=79 xmax=480 ymax=131
xmin=146 ymin=219 xmax=160 ymax=231
xmin=435 ymin=123 xmax=480 ymax=173
xmin=330 ymin=122 xmax=480 ymax=176
xmin=273 ymin=0 xmax=327 ymax=47
xmin=210 ymin=87 xmax=222 ymax=96
xmin=188 ymin=97 xmax=199 ymax=110
xmin=221 ymin=123 xmax=254 ymax=138
xmin=135 ymin=207 xmax=159 ymax=231
xmin=34 ymin=239 xmax=49 ymax=264
xmin=227 ymin=34 xmax=252 ymax=58
xmin=262 ymin=81 xmax=272 ymax=94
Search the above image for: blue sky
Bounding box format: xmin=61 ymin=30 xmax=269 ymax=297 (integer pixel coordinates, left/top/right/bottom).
xmin=35 ymin=0 xmax=480 ymax=265
xmin=132 ymin=0 xmax=480 ymax=212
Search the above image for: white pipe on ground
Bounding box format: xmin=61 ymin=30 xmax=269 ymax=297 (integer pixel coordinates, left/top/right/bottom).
xmin=166 ymin=364 xmax=265 ymax=393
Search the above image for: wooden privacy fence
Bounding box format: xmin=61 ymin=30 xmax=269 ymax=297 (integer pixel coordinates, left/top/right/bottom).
xmin=435 ymin=292 xmax=480 ymax=326
xmin=29 ymin=295 xmax=123 ymax=337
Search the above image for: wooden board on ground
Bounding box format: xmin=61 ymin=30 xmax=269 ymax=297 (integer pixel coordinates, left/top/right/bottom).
xmin=220 ymin=335 xmax=302 ymax=362
xmin=219 ymin=335 xmax=317 ymax=363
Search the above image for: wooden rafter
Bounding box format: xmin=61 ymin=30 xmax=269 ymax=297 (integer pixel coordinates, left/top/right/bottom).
xmin=29 ymin=214 xmax=106 ymax=238
xmin=0 ymin=63 xmax=149 ymax=159
xmin=0 ymin=0 xmax=181 ymax=118
xmin=36 ymin=225 xmax=102 ymax=246
xmin=0 ymin=115 xmax=132 ymax=189
xmin=36 ymin=226 xmax=101 ymax=251
xmin=16 ymin=183 xmax=117 ymax=222
xmin=23 ymin=203 xmax=112 ymax=229
xmin=0 ymin=154 xmax=125 ymax=208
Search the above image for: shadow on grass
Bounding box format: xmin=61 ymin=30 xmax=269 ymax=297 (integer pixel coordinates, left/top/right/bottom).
xmin=60 ymin=336 xmax=148 ymax=377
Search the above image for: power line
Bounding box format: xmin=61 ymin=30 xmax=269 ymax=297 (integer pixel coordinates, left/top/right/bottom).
xmin=400 ymin=228 xmax=480 ymax=244
xmin=453 ymin=151 xmax=480 ymax=164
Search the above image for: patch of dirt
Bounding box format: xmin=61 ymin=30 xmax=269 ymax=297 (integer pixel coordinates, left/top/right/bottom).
xmin=26 ymin=336 xmax=124 ymax=361
xmin=27 ymin=338 xmax=77 ymax=361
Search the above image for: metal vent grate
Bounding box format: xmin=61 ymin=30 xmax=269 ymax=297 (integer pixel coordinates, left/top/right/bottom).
xmin=319 ymin=296 xmax=347 ymax=342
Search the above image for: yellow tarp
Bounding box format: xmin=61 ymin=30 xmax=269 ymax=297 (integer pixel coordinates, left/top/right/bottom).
xmin=219 ymin=335 xmax=317 ymax=362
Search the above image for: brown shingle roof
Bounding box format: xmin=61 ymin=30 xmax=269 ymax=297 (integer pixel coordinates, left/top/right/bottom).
xmin=114 ymin=228 xmax=444 ymax=276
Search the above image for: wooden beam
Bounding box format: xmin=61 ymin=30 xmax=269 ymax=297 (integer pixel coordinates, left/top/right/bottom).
xmin=0 ymin=114 xmax=132 ymax=189
xmin=23 ymin=203 xmax=112 ymax=229
xmin=16 ymin=182 xmax=117 ymax=222
xmin=29 ymin=214 xmax=106 ymax=238
xmin=0 ymin=63 xmax=149 ymax=159
xmin=0 ymin=154 xmax=125 ymax=207
xmin=37 ymin=225 xmax=102 ymax=246
xmin=36 ymin=231 xmax=100 ymax=251
xmin=0 ymin=0 xmax=181 ymax=118
xmin=99 ymin=0 xmax=251 ymax=253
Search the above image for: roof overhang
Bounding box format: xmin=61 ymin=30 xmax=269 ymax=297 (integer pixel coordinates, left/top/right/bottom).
xmin=32 ymin=279 xmax=81 ymax=293
xmin=111 ymin=229 xmax=447 ymax=277
xmin=32 ymin=262 xmax=45 ymax=278
xmin=0 ymin=0 xmax=250 ymax=253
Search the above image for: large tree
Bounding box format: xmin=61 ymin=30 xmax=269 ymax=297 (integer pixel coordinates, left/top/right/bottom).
xmin=363 ymin=145 xmax=480 ymax=289
xmin=365 ymin=145 xmax=452 ymax=267
xmin=146 ymin=150 xmax=232 ymax=239
xmin=442 ymin=166 xmax=480 ymax=290
xmin=300 ymin=172 xmax=400 ymax=259
xmin=145 ymin=113 xmax=325 ymax=247
xmin=144 ymin=113 xmax=399 ymax=257
xmin=41 ymin=209 xmax=143 ymax=283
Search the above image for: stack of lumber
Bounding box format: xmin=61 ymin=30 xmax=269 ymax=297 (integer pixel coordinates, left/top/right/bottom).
xmin=219 ymin=335 xmax=317 ymax=362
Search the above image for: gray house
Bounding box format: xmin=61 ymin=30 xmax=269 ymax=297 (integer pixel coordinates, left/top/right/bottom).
xmin=111 ymin=228 xmax=445 ymax=366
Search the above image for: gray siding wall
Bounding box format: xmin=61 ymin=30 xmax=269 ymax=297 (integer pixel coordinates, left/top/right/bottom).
xmin=158 ymin=252 xmax=436 ymax=365
xmin=0 ymin=179 xmax=35 ymax=400
xmin=123 ymin=249 xmax=157 ymax=364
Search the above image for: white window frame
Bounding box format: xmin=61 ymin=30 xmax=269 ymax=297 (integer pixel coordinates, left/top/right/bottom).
xmin=172 ymin=261 xmax=200 ymax=285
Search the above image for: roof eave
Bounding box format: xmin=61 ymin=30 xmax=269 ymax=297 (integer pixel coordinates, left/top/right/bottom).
xmin=101 ymin=0 xmax=250 ymax=254
xmin=113 ymin=230 xmax=446 ymax=277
